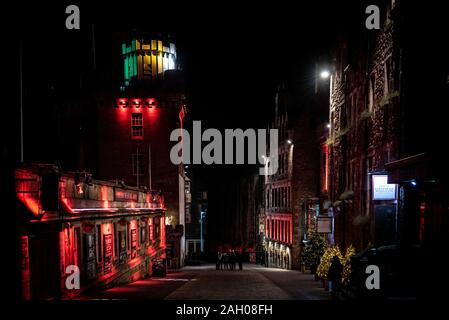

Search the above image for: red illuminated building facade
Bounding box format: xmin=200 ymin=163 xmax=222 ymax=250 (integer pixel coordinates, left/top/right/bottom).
xmin=16 ymin=164 xmax=166 ymax=300
xmin=96 ymin=37 xmax=188 ymax=267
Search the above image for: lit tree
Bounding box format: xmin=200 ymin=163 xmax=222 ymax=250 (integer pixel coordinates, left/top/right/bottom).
xmin=317 ymin=246 xmax=343 ymax=279
xmin=342 ymin=245 xmax=356 ymax=285
xmin=302 ymin=219 xmax=327 ymax=273
xmin=316 ymin=244 xmax=356 ymax=286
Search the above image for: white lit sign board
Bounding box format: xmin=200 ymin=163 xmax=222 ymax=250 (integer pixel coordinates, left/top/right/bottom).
xmin=372 ymin=175 xmax=397 ymax=200
xmin=317 ymin=217 xmax=333 ymax=233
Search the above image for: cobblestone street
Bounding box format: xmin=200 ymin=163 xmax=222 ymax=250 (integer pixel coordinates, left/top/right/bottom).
xmin=81 ymin=264 xmax=330 ymax=300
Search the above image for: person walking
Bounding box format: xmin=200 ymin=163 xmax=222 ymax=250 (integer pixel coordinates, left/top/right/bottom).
xmin=237 ymin=251 xmax=243 ymax=271
xmin=216 ymin=251 xmax=222 ymax=270
xmin=223 ymin=253 xmax=229 ymax=270
xmin=230 ymin=250 xmax=236 ymax=270
xmin=327 ymin=255 xmax=343 ymax=300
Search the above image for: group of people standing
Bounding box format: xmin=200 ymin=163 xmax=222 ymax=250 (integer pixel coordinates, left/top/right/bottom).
xmin=216 ymin=250 xmax=243 ymax=271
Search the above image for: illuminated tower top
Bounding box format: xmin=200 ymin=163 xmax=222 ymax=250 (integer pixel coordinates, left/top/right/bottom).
xmin=122 ymin=38 xmax=178 ymax=87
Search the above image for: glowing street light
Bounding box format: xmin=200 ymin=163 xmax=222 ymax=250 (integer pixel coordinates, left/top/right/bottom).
xmin=320 ymin=70 xmax=330 ymax=79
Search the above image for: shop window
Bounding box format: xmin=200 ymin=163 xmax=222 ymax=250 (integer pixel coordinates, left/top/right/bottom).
xmin=141 ymin=223 xmax=147 ymax=244
xmin=154 ymin=217 xmax=160 ymax=239
xmin=149 ymin=218 xmax=153 ymax=241
xmin=118 ymin=230 xmax=127 ymax=265
xmin=96 ymin=225 xmax=102 ymax=263
xmin=131 ymin=229 xmax=138 ymax=259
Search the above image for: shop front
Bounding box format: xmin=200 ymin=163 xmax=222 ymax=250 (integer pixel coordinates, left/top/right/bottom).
xmin=16 ymin=165 xmax=166 ymax=300
xmin=385 ymin=153 xmax=449 ymax=248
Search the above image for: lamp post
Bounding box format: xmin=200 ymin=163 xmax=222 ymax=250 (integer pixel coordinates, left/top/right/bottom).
xmin=200 ymin=211 xmax=206 ymax=252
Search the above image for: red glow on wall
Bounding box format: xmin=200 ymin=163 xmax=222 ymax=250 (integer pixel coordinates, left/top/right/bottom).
xmin=15 ymin=170 xmax=40 ymax=215
xmin=100 ymin=185 xmax=109 ymax=201
xmin=61 ymin=197 xmax=74 ymax=214
xmin=117 ymin=98 xmax=128 ymax=108
xmin=103 ymin=200 xmax=109 ymax=208
xmin=289 ymin=216 xmax=293 ymax=245
xmin=420 ymin=202 xmax=426 ymax=214
xmin=132 ymin=98 xmax=142 ymax=107
xmin=20 ymin=235 xmax=30 ymax=300
xmin=179 ymin=104 xmax=186 ymax=123
xmin=102 ymin=223 xmax=112 ymax=235
xmin=116 ymin=97 xmax=157 ymax=108
xmin=160 ymin=216 xmax=166 ymax=250
xmin=20 ymin=194 xmax=40 ymax=215
xmin=145 ymin=98 xmax=157 ymax=107
xmin=324 ymin=144 xmax=329 ymax=192
xmin=115 ymin=189 xmax=138 ymax=202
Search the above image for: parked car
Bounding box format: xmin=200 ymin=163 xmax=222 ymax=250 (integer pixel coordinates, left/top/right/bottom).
xmin=349 ymin=244 xmax=425 ymax=299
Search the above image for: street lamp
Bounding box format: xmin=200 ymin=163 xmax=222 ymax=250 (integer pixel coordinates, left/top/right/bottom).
xmin=320 ymin=70 xmax=330 ymax=79
xmin=200 ymin=211 xmax=206 ymax=252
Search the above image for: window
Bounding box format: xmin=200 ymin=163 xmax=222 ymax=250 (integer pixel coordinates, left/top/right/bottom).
xmin=132 ymin=153 xmax=144 ymax=176
xmin=154 ymin=217 xmax=160 ymax=239
xmin=131 ymin=113 xmax=143 ymax=139
xmin=118 ymin=230 xmax=127 ymax=265
xmin=96 ymin=225 xmax=102 ymax=263
xmin=282 ymin=188 xmax=285 ymax=208
xmin=141 ymin=222 xmax=147 ymax=244
xmin=113 ymin=222 xmax=117 ymax=257
xmin=131 ymin=228 xmax=138 ymax=258
xmin=148 ymin=218 xmax=153 ymax=241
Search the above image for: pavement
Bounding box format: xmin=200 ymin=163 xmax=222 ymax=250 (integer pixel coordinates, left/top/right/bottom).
xmin=80 ymin=263 xmax=330 ymax=300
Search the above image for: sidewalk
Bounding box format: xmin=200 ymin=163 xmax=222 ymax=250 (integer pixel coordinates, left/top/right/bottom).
xmin=250 ymin=264 xmax=331 ymax=300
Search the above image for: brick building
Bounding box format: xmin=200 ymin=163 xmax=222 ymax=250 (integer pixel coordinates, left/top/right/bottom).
xmin=96 ymin=36 xmax=188 ymax=267
xmin=263 ymin=82 xmax=329 ymax=270
xmin=328 ymin=0 xmax=449 ymax=251
xmin=16 ymin=164 xmax=166 ymax=300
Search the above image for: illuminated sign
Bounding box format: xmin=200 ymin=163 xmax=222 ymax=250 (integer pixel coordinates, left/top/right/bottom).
xmin=131 ymin=229 xmax=138 ymax=259
xmin=317 ymin=216 xmax=333 ymax=233
xmin=103 ymin=234 xmax=113 ymax=274
xmin=115 ymin=189 xmax=138 ymax=202
xmin=372 ymin=175 xmax=397 ymax=200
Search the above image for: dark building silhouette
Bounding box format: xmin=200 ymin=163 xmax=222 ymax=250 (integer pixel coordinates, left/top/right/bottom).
xmin=262 ymin=79 xmax=329 ymax=270
xmin=328 ymin=0 xmax=449 ymax=251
